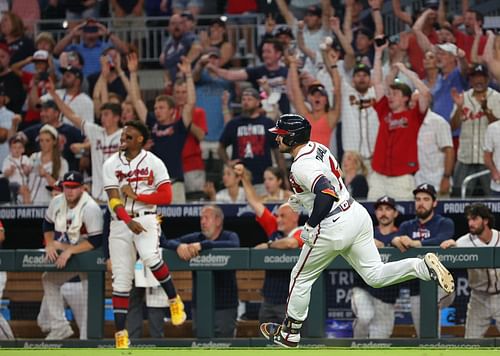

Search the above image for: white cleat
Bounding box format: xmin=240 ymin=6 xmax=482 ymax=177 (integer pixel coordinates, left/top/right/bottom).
xmin=424 ymin=253 xmax=455 ymax=293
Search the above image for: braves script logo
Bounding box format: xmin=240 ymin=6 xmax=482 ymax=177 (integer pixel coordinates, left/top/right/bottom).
xmin=115 ymin=168 xmax=154 ymax=185
xmin=385 ymin=112 xmax=409 ymax=130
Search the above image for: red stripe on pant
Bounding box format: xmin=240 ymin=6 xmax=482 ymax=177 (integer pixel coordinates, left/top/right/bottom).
xmin=112 ymin=294 xmax=129 ymax=310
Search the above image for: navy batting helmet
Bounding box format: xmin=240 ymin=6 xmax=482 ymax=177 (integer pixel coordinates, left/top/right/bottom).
xmin=269 ymin=114 xmax=311 ymax=146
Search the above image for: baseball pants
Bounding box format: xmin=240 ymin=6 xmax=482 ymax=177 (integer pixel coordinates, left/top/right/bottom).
xmin=464 ymin=289 xmax=500 ymax=338
xmin=0 ymin=272 xmax=13 ymax=339
xmin=351 ymin=287 xmax=395 ymax=338
xmin=38 ymin=273 xmax=88 ymax=338
xmin=410 ymin=290 xmax=454 ymax=337
xmin=286 ymin=201 xmax=431 ymax=325
xmin=109 ymin=215 xmax=162 ymax=293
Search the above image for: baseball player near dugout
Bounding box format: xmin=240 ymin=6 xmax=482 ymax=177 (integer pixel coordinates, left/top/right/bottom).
xmin=102 ymin=120 xmax=186 ymax=348
xmin=260 ymin=114 xmax=455 ymax=348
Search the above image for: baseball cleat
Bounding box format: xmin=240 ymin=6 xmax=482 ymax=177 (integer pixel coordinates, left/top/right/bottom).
xmin=424 ymin=253 xmax=455 ymax=294
xmin=114 ymin=329 xmax=129 ymax=349
xmin=45 ymin=325 xmax=73 ymax=340
xmin=260 ymin=322 xmax=298 ymax=348
xmin=170 ymin=295 xmax=187 ymax=326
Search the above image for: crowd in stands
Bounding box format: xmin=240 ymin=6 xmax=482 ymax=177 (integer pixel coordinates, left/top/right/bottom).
xmin=0 ymin=0 xmax=498 ymax=206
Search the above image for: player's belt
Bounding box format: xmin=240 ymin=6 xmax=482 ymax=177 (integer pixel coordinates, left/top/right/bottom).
xmin=325 ymin=197 xmax=354 ymax=218
xmin=128 ymin=211 xmax=157 ymax=218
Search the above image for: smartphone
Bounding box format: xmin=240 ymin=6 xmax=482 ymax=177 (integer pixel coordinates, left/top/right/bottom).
xmin=39 ymin=72 xmax=49 ymax=81
xmin=374 ymin=36 xmax=388 ymax=47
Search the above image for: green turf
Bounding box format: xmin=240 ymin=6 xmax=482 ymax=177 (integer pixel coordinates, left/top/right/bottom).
xmin=0 ymin=349 xmax=497 ymax=356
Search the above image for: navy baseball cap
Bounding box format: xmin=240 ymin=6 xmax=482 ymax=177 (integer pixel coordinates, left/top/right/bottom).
xmin=374 ymin=195 xmax=396 ymax=210
xmin=61 ymin=66 xmax=83 ymax=79
xmin=62 ymin=171 xmax=84 ymax=187
xmin=353 ymin=63 xmax=371 ymax=76
xmin=413 ymin=183 xmax=437 ymax=199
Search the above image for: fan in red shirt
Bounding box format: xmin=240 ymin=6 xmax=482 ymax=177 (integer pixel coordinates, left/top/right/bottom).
xmin=173 ymin=77 xmax=208 ymax=198
xmin=368 ymin=37 xmax=431 ymax=201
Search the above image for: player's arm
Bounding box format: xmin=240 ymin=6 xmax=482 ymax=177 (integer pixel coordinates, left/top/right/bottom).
xmin=306 ymin=175 xmax=339 ymax=229
xmin=122 ymin=181 xmax=173 ymax=205
xmin=422 ymin=218 xmax=455 ymax=246
xmin=55 ymin=239 xmax=96 ymax=269
xmin=45 ymin=78 xmax=83 ymax=129
xmin=105 ymin=188 xmax=146 ymax=234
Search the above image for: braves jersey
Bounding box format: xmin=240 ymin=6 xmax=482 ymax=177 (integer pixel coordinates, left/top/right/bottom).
xmin=455 ymin=229 xmax=500 ymax=294
xmin=44 ymin=192 xmax=103 ymax=245
xmin=82 ymin=122 xmax=122 ymax=201
xmin=398 ymin=214 xmax=455 ymax=246
xmin=289 ymin=141 xmax=350 ymax=215
xmin=102 ymin=149 xmax=170 ymax=215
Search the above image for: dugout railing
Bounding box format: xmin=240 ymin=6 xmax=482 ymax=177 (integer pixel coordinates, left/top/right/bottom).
xmin=0 ymin=246 xmax=498 ymax=347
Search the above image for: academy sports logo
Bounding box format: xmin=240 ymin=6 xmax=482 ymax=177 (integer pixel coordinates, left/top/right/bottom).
xmin=264 ymin=254 xmax=299 ymax=264
xmin=189 ymin=254 xmax=230 ymax=267
xmin=21 ymin=254 xmax=54 ymax=268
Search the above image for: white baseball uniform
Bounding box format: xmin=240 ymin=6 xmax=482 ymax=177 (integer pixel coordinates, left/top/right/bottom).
xmin=38 ymin=191 xmax=103 ymax=339
xmin=455 ymin=229 xmax=500 ymax=338
xmin=286 ymin=142 xmax=432 ymax=335
xmin=103 ymin=149 xmax=170 ymax=293
xmin=81 ymin=122 xmax=122 ymax=201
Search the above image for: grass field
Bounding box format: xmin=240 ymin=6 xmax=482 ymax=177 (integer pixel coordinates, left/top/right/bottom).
xmin=0 ymin=349 xmax=498 ymax=356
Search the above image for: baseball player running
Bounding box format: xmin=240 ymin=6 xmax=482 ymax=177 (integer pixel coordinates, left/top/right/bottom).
xmin=103 ymin=120 xmax=186 ymax=348
xmin=260 ymin=114 xmax=455 ymax=348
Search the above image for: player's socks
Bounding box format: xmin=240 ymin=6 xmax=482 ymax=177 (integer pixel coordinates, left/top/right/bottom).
xmin=150 ymin=260 xmax=177 ymax=298
xmin=112 ymin=291 xmax=130 ymax=331
xmin=115 ymin=329 xmax=129 ymax=349
xmin=278 ymin=316 xmax=301 ymax=345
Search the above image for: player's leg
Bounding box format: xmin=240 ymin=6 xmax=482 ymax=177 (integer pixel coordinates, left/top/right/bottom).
xmin=369 ymin=298 xmax=395 ymax=338
xmin=40 ymin=271 xmax=76 ymax=339
xmin=109 ymin=220 xmax=136 ymax=347
xmin=261 ymin=236 xmax=340 ymax=347
xmin=351 ymin=287 xmax=374 ymax=338
xmin=61 ymin=277 xmax=88 ymax=339
xmin=134 ymin=215 xmax=186 ymax=325
xmin=342 ymin=202 xmax=453 ymax=292
xmin=464 ymin=290 xmax=491 ymax=338
xmin=410 ymin=295 xmax=421 ymax=337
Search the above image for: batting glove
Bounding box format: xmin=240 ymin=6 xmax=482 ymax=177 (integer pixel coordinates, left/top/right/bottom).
xmin=300 ymin=223 xmax=317 ymax=248
xmin=288 ymin=194 xmax=302 ymax=212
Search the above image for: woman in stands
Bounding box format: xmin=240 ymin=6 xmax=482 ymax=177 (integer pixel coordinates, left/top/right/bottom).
xmin=288 ymin=51 xmax=341 ymax=148
xmin=199 ymin=18 xmax=235 ymax=68
xmin=20 ymin=125 xmax=68 ymax=204
xmin=204 ymin=164 xmax=246 ymax=203
xmin=341 ymin=150 xmax=369 ymax=199
xmin=260 ymin=166 xmax=292 ymax=203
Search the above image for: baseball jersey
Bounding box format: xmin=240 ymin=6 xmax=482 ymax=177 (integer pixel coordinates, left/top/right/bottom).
xmin=103 ymin=149 xmax=170 ymax=215
xmin=372 ymin=96 xmax=426 ymax=176
xmin=483 ymin=120 xmax=500 ymax=192
xmin=415 ymin=111 xmax=453 ymax=188
xmin=44 ymin=192 xmax=103 ymax=245
xmin=451 ymin=87 xmax=500 ymax=164
xmin=289 ymin=141 xmax=350 ymax=215
xmin=455 ymin=230 xmax=500 ymax=294
xmin=398 ymin=214 xmax=455 ymax=246
xmin=82 ymin=122 xmax=122 ymax=201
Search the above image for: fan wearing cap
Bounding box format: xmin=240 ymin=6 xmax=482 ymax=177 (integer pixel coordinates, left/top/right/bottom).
xmin=450 ymin=63 xmax=500 ymax=197
xmin=275 ymin=0 xmax=332 ymax=55
xmin=10 ymin=49 xmax=55 ymax=126
xmin=37 ymin=66 xmax=94 ymax=126
xmin=351 ymin=195 xmax=401 ymax=339
xmin=53 ymin=19 xmax=128 ymax=77
xmin=440 ymin=203 xmax=500 ymax=338
xmin=368 ymin=39 xmax=431 ymax=200
xmin=288 ymin=51 xmax=340 ymax=147
xmin=20 ymin=124 xmax=69 ymax=204
xmin=198 ymin=18 xmax=234 ymax=68
xmin=218 ymin=87 xmax=286 ymax=193
xmin=391 ymin=183 xmax=455 ymax=336
xmin=39 ymin=170 xmax=103 ymax=340
xmin=0 ymin=41 xmax=25 ymax=114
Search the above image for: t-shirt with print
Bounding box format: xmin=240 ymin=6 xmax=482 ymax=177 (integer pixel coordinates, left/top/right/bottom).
xmin=146 ymin=112 xmax=188 ymax=181
xmin=246 ymin=65 xmax=289 ymax=114
xmin=219 ymin=114 xmax=277 ymax=185
xmin=372 ymin=97 xmax=426 ymax=176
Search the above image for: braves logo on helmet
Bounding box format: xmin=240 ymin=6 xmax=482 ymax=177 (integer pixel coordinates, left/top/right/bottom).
xmin=269 ymin=114 xmax=311 ymax=146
